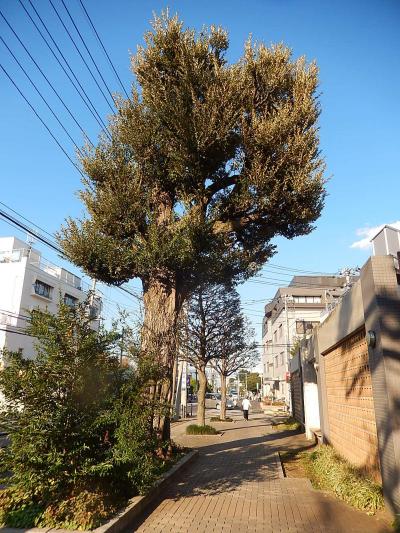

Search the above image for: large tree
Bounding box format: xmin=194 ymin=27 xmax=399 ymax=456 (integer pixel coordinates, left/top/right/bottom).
xmin=60 ymin=14 xmax=325 ymax=440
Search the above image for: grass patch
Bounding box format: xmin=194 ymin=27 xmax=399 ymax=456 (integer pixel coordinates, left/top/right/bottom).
xmin=272 ymin=417 xmax=301 ymax=431
xmin=186 ymin=424 xmax=218 ymax=435
xmin=210 ymin=416 xmax=233 ymax=422
xmin=301 ymin=445 xmax=384 ymax=515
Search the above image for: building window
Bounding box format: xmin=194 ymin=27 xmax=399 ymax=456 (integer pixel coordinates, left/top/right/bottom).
xmin=64 ymin=293 xmax=78 ymax=307
xmin=274 ymin=330 xmax=277 ymax=343
xmin=278 ymin=323 xmax=283 ymax=338
xmin=293 ymin=295 xmax=321 ymax=304
xmin=280 ymin=352 xmax=284 ymax=365
xmin=275 ymin=355 xmax=278 ymax=368
xmin=296 ymin=320 xmax=320 ymax=334
xmin=34 ymin=280 xmax=53 ymax=299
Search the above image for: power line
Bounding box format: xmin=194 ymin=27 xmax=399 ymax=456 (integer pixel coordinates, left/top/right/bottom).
xmin=0 ymin=7 xmax=92 ymax=148
xmin=48 ymin=0 xmax=114 ymax=113
xmin=78 ymin=0 xmax=130 ymax=99
xmin=0 ymin=62 xmax=84 ymax=178
xmin=0 ymin=326 xmax=32 ymax=337
xmin=0 ymin=206 xmax=61 ymax=252
xmin=0 ymin=35 xmax=83 ymax=156
xmin=265 ymin=262 xmax=335 ymax=276
xmin=22 ymin=0 xmax=110 ymax=140
xmin=0 ymin=203 xmax=144 ymax=306
xmin=60 ymin=0 xmax=117 ymax=107
xmin=0 ymin=201 xmax=57 ymax=243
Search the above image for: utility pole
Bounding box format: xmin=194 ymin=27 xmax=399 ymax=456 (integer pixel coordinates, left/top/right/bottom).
xmin=284 ymin=294 xmax=292 ymax=414
xmin=89 ymin=278 xmax=97 ymax=307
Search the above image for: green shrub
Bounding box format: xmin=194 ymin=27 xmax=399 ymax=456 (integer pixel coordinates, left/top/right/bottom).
xmin=273 ymin=417 xmax=301 ymax=431
xmin=0 ymin=302 xmax=173 ymax=529
xmin=210 ymin=416 xmax=233 ymax=422
xmin=302 ymin=445 xmax=384 ymax=515
xmin=186 ymin=424 xmax=218 ymax=435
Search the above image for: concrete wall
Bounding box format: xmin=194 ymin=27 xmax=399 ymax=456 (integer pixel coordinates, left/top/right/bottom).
xmin=360 ymin=255 xmax=400 ymax=514
xmin=315 ymin=255 xmax=400 ymax=514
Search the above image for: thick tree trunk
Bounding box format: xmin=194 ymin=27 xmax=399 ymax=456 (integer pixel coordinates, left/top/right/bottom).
xmin=220 ymin=373 xmax=227 ymax=421
xmin=197 ymin=366 xmax=207 ymax=426
xmin=142 ymin=273 xmax=184 ymax=442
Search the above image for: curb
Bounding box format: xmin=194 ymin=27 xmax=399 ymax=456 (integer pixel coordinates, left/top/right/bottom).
xmin=276 ymin=452 xmax=285 ymax=479
xmin=1 ymin=450 xmax=199 ymax=533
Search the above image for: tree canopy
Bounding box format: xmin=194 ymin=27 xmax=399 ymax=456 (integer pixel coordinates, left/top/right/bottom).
xmin=60 ymin=13 xmax=325 ymax=294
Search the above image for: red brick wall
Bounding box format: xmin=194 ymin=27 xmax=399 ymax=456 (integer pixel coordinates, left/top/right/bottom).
xmin=324 ymin=328 xmax=380 ymax=479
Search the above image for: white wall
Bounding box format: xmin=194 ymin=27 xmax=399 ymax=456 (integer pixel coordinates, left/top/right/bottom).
xmin=0 ymin=237 xmax=100 ymax=361
xmin=262 ymin=304 xmax=325 ymax=403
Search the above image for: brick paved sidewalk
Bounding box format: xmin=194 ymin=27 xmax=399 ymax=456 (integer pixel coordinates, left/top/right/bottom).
xmin=128 ymin=411 xmax=390 ymax=533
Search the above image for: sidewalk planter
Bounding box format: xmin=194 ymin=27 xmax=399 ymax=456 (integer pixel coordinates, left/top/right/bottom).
xmin=0 ymin=450 xmax=198 ymax=533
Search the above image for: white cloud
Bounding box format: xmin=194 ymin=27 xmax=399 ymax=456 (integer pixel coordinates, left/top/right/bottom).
xmin=351 ymin=221 xmax=400 ymax=250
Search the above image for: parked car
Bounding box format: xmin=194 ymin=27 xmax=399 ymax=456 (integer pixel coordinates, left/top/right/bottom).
xmin=226 ymin=398 xmax=235 ymax=410
xmin=205 ymin=393 xmax=221 ymax=409
xmin=205 ymin=393 xmax=235 ymax=410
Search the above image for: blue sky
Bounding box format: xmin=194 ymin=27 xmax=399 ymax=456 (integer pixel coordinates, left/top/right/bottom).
xmin=0 ymin=0 xmax=399 ymax=338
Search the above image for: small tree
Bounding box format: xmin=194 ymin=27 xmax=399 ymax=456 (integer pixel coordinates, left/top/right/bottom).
xmin=180 ymin=283 xmax=255 ymax=424
xmin=212 ymin=321 xmax=258 ymax=421
xmin=60 ymin=14 xmax=326 ymax=440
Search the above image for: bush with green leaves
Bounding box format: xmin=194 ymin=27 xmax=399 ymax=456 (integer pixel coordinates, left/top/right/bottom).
xmin=0 ymin=301 xmax=174 ymax=529
xmin=302 ymin=445 xmax=384 ymax=515
xmin=186 ymin=424 xmax=218 ymax=435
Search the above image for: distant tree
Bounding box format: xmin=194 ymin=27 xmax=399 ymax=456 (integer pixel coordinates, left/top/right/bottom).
xmin=244 ymin=371 xmax=263 ymax=394
xmin=60 ymin=13 xmax=325 ymax=441
xmin=211 ymin=319 xmax=258 ymax=421
xmin=180 ymin=283 xmax=255 ymax=424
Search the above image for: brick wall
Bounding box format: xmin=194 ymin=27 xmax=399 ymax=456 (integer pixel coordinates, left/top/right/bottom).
xmin=291 ymin=370 xmax=304 ymax=424
xmin=324 ymin=327 xmax=380 ymax=480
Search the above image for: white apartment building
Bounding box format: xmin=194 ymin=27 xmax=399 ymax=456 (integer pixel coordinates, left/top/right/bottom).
xmin=0 ymin=236 xmax=101 ymax=363
xmin=261 ymin=275 xmax=349 ymax=404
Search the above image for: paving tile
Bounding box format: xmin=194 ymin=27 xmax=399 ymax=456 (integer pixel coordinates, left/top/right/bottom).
xmin=128 ymin=409 xmax=390 ymax=533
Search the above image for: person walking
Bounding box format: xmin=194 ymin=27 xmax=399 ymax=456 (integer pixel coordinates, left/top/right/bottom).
xmin=242 ymin=397 xmax=251 ymax=421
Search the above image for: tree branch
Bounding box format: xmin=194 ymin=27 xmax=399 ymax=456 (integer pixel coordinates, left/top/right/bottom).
xmin=204 ymin=174 xmax=239 ymax=201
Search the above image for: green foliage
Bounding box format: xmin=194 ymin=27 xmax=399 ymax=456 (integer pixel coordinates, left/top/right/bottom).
xmin=273 ymin=417 xmax=301 ymax=431
xmin=301 ymin=445 xmax=384 ymax=515
xmin=186 ymin=424 xmax=218 ymax=435
xmin=60 ymin=13 xmax=325 ymax=292
xmin=0 ymin=302 xmax=176 ymax=529
xmin=0 ymin=301 xmax=121 ymax=500
xmin=242 ymin=371 xmax=262 ymax=393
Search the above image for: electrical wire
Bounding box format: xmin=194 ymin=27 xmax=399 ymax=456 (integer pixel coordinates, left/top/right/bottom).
xmin=48 ymin=0 xmax=114 ymax=113
xmin=22 ymin=0 xmax=110 ymax=140
xmin=0 ymin=201 xmax=57 ymax=243
xmin=78 ymin=0 xmax=130 ymax=99
xmin=0 ymin=326 xmax=32 ymax=337
xmin=0 ymin=8 xmax=92 ymax=149
xmin=60 ymin=0 xmax=117 ymax=107
xmin=0 ymin=63 xmax=84 ymax=178
xmin=0 ymin=35 xmax=83 ymax=156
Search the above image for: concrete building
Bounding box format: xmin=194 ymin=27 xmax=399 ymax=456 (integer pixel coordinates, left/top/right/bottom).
xmin=0 ymin=236 xmax=101 ymax=363
xmin=261 ymin=275 xmax=350 ymax=404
